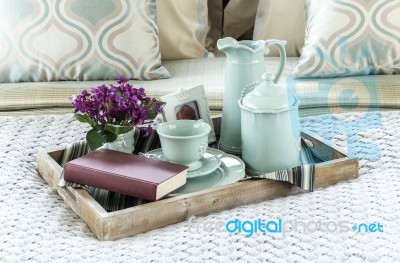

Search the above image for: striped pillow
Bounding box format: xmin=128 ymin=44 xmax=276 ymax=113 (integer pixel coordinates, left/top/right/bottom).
xmin=293 ymin=0 xmax=400 ymax=78
xmin=0 ymin=0 xmax=170 ymax=82
xmin=253 ymin=0 xmax=305 ymax=57
xmin=157 ymin=0 xmax=210 ymax=60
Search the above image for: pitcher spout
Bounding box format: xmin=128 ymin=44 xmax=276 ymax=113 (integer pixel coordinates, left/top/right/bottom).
xmin=217 ymin=37 xmax=266 ymax=56
xmin=216 ymin=37 xmax=239 ymax=52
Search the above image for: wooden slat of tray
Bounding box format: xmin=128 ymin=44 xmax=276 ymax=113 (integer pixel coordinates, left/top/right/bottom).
xmin=37 ymin=130 xmax=358 ymax=241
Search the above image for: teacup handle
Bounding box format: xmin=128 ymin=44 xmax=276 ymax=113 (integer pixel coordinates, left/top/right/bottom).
xmin=199 ymin=141 xmax=207 ymax=157
xmin=195 ymin=119 xmax=208 ymax=158
xmin=263 ymin=39 xmax=287 ymax=84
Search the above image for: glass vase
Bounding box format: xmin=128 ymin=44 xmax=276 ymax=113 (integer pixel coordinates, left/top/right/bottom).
xmin=101 ymin=128 xmax=135 ymax=154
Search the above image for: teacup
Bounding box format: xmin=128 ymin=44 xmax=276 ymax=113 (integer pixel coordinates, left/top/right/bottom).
xmin=157 ymin=120 xmax=211 ymax=171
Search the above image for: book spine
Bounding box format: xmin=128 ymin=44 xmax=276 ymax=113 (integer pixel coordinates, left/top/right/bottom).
xmin=64 ymin=164 xmax=157 ymax=201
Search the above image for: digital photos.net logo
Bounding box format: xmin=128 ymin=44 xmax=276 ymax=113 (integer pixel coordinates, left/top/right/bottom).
xmin=188 ymin=217 xmax=384 ymax=238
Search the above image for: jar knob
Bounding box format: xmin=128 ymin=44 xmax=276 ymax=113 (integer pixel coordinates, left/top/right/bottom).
xmin=262 ymin=72 xmax=275 ymax=82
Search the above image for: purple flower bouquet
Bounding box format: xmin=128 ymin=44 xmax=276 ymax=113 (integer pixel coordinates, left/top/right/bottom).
xmin=71 ymin=75 xmax=165 ymax=151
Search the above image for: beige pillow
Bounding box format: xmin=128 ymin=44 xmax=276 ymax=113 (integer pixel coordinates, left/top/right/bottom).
xmin=223 ymin=0 xmax=259 ymax=40
xmin=253 ymin=0 xmax=305 ymax=57
xmin=157 ymin=0 xmax=210 ymax=60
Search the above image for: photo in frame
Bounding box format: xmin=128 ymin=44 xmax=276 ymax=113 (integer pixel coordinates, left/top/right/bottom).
xmin=160 ymin=85 xmax=217 ymax=143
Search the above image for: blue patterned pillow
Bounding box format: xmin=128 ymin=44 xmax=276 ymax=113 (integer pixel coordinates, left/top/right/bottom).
xmin=293 ymin=0 xmax=400 ymax=78
xmin=0 ymin=0 xmax=170 ymax=82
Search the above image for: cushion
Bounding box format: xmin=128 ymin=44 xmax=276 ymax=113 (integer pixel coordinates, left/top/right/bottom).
xmin=157 ymin=0 xmax=210 ymax=60
xmin=0 ymin=0 xmax=169 ymax=82
xmin=206 ymin=0 xmax=223 ymax=53
xmin=253 ymin=0 xmax=305 ymax=57
xmin=4 ymin=57 xmax=400 ymax=118
xmin=293 ymin=0 xmax=400 ymax=78
xmin=223 ymin=0 xmax=259 ymax=40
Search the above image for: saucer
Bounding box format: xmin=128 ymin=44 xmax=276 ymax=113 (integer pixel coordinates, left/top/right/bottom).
xmin=168 ymin=167 xmax=225 ymax=196
xmin=168 ymin=148 xmax=246 ymax=197
xmin=143 ymin=148 xmax=221 ymax=178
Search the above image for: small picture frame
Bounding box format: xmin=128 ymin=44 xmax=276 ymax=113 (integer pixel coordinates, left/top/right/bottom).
xmin=160 ymin=85 xmax=217 ymax=143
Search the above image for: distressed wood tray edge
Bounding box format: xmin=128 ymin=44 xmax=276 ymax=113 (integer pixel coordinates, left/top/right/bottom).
xmin=37 ymin=119 xmax=359 ymax=241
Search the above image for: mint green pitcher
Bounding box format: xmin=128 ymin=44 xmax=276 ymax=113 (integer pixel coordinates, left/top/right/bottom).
xmin=217 ymin=37 xmax=287 ymax=154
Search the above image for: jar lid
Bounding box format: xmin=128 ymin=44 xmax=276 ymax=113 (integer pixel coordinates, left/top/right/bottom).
xmin=242 ymin=73 xmax=296 ymax=113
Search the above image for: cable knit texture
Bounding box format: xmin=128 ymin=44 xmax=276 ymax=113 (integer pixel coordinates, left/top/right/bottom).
xmin=0 ymin=112 xmax=399 ymax=262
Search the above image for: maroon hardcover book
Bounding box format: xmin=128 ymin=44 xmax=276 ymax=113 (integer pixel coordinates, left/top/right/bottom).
xmin=64 ymin=149 xmax=187 ymax=201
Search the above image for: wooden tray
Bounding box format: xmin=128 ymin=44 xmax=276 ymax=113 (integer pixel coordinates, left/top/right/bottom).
xmin=37 ymin=118 xmax=359 ymax=241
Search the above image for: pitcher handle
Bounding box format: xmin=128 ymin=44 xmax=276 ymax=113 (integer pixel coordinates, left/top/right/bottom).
xmin=264 ymin=39 xmax=287 ymax=84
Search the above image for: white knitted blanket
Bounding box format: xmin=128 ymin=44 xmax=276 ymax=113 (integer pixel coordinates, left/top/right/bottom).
xmin=1 ymin=111 xmax=399 ymax=262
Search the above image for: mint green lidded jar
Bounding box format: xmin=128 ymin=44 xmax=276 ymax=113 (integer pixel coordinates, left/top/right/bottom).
xmin=239 ymin=72 xmax=301 ymax=174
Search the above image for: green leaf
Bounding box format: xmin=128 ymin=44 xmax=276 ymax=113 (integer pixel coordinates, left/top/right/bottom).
xmin=86 ymin=126 xmax=117 ymax=151
xmin=146 ymin=100 xmax=166 ymax=120
xmin=104 ymin=124 xmax=133 ymax=135
xmin=74 ymin=113 xmax=97 ymax=127
xmin=115 ymin=89 xmax=123 ymax=99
